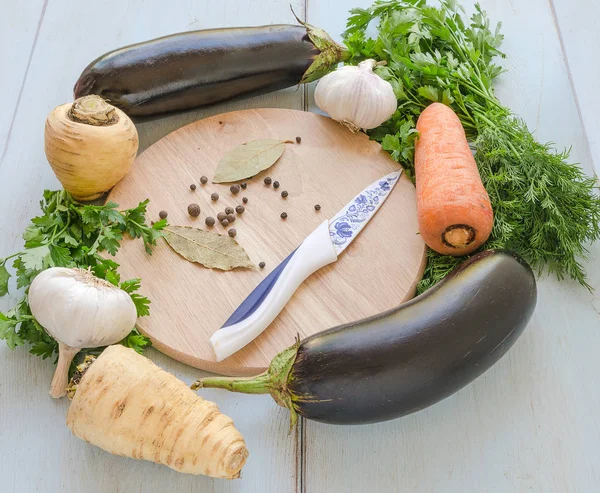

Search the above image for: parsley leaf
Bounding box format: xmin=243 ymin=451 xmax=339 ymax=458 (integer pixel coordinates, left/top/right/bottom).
xmin=120 ymin=329 xmax=151 ymax=354
xmin=99 ymin=231 xmax=121 ymax=256
xmin=50 ymin=244 xmax=74 ymax=267
xmin=0 ymin=313 xmax=19 ymax=348
xmin=21 ymin=245 xmax=51 ymax=271
xmin=59 ymin=232 xmax=79 ymax=248
xmin=119 ymin=279 xmax=151 ymax=317
xmin=130 ymin=294 xmax=151 ymax=318
xmin=30 ymin=340 xmax=59 ymax=360
xmin=120 ymin=278 xmax=142 ymax=294
xmin=0 ymin=264 xmax=10 ymax=297
xmin=23 ymin=225 xmax=44 ymax=243
xmin=104 ymin=269 xmax=120 ymax=286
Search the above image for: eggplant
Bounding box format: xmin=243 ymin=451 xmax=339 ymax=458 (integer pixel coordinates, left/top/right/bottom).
xmin=73 ymin=22 xmax=347 ymax=117
xmin=194 ymin=250 xmax=537 ymax=426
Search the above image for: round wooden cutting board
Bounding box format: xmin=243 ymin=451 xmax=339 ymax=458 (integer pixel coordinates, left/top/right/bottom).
xmin=108 ymin=108 xmax=427 ymax=376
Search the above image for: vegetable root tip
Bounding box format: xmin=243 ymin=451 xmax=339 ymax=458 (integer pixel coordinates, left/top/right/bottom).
xmin=226 ymin=446 xmax=250 ymax=478
xmin=49 ymin=342 xmax=81 ymax=399
xmin=49 ymin=386 xmax=67 ymax=399
xmin=442 ymin=225 xmax=476 ymax=249
xmin=341 ymin=120 xmax=361 ymax=133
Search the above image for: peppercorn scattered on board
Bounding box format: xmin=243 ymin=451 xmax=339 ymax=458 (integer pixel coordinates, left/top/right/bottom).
xmin=107 ymin=108 xmax=426 ymax=376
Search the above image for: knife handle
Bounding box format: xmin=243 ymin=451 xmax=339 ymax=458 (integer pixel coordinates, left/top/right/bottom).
xmin=209 ymin=220 xmax=337 ymax=362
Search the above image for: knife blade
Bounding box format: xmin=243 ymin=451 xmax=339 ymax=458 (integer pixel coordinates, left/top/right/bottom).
xmin=209 ymin=169 xmax=402 ymax=361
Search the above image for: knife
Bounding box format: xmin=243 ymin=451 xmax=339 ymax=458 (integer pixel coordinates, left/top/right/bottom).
xmin=209 ymin=169 xmax=402 ymax=362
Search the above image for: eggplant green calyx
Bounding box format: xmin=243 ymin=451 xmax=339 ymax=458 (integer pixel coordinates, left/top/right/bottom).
xmin=292 ymin=9 xmax=349 ymax=83
xmin=192 ymin=340 xmax=300 ymax=429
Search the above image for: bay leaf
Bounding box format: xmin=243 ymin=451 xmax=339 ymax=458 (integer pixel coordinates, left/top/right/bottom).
xmin=163 ymin=226 xmax=255 ymax=271
xmin=213 ymin=139 xmax=292 ymax=183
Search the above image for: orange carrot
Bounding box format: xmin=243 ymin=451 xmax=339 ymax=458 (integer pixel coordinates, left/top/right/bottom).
xmin=414 ymin=103 xmax=493 ymax=256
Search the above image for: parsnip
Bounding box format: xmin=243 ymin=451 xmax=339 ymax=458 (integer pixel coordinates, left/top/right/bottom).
xmin=44 ymin=95 xmax=138 ymax=201
xmin=66 ymin=345 xmax=248 ymax=478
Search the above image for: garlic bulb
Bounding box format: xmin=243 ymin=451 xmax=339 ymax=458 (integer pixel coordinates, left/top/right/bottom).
xmin=28 ymin=267 xmax=138 ymax=398
xmin=314 ymin=59 xmax=397 ymax=132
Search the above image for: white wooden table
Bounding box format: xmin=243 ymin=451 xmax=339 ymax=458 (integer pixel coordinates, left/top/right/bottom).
xmin=2 ymin=1 xmax=599 ymax=492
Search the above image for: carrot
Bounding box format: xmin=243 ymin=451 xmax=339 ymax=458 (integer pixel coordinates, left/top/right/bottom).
xmin=66 ymin=345 xmax=248 ymax=479
xmin=414 ymin=103 xmax=493 ymax=256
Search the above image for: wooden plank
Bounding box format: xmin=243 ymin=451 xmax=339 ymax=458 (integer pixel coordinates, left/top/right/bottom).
xmin=302 ymin=1 xmax=600 ymax=492
xmin=0 ymin=0 xmax=46 ymax=160
xmin=550 ymin=0 xmax=600 ymax=174
xmin=0 ymin=1 xmax=305 ymax=492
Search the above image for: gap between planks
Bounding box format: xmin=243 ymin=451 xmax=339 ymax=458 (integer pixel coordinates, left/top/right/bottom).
xmin=0 ymin=0 xmax=49 ymax=169
xmin=547 ymin=0 xmax=596 ymax=175
xmin=299 ymin=3 xmax=308 ymax=492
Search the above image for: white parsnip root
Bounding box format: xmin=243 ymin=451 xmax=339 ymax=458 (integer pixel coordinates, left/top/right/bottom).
xmin=66 ymin=345 xmax=248 ymax=478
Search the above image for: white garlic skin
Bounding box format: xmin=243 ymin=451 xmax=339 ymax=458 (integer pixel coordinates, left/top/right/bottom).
xmin=314 ymin=59 xmax=397 ymax=131
xmin=28 ymin=267 xmax=137 ymax=349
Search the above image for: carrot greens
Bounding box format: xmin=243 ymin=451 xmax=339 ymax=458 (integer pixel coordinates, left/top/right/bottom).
xmin=344 ymin=0 xmax=600 ymax=292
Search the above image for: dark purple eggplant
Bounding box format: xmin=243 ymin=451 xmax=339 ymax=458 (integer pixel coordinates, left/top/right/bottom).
xmin=74 ymin=22 xmax=347 ymax=117
xmin=193 ymin=250 xmax=537 ymax=426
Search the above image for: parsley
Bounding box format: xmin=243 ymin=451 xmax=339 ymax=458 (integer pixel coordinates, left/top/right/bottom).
xmin=0 ymin=190 xmax=166 ymax=365
xmin=344 ymin=0 xmax=600 ymax=292
xmin=0 ymin=265 xmax=9 ymax=297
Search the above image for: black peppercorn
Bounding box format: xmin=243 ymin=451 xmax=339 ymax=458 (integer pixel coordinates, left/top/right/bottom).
xmin=259 ymin=261 xmax=266 ymax=269
xmin=205 ymin=216 xmax=215 ymax=227
xmin=221 ymin=218 xmax=230 ymax=227
xmin=242 ymin=197 xmax=248 ymax=204
xmin=226 ymin=214 xmax=236 ymax=223
xmin=314 ymin=204 xmax=321 ymax=211
xmin=281 ymin=190 xmax=289 ymax=198
xmin=159 ymin=210 xmax=168 ymax=219
xmin=235 ymin=205 xmax=245 ymax=214
xmin=225 ymin=206 xmax=234 ymax=215
xmin=228 ymin=228 xmax=237 ymax=238
xmin=281 ymin=212 xmax=288 ymax=219
xmin=264 ymin=176 xmax=272 ymax=185
xmin=241 ymin=182 xmax=247 ymax=189
xmin=150 ymin=221 xmax=155 ymax=226
xmin=211 ymin=192 xmax=219 ymax=202
xmin=295 ymin=136 xmax=301 ymax=143
xmin=200 ymin=176 xmax=208 ymax=185
xmin=187 ymin=203 xmax=201 ymax=217
xmin=217 ymin=212 xmax=227 ymax=222
xmin=273 ymin=181 xmax=280 ymax=189
xmin=190 ymin=183 xmax=197 ymax=191
xmin=230 ymin=184 xmax=240 ymax=194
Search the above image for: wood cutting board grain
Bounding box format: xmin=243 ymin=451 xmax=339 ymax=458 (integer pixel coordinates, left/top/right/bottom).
xmin=107 ymin=108 xmax=427 ymax=376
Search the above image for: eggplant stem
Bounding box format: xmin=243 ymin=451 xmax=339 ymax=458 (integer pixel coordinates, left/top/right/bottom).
xmin=192 ymin=342 xmax=301 ymax=429
xmin=194 ymin=372 xmax=272 ymax=394
xmin=50 ymin=342 xmax=80 ymax=399
xmin=290 ymin=5 xmax=350 ymax=84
